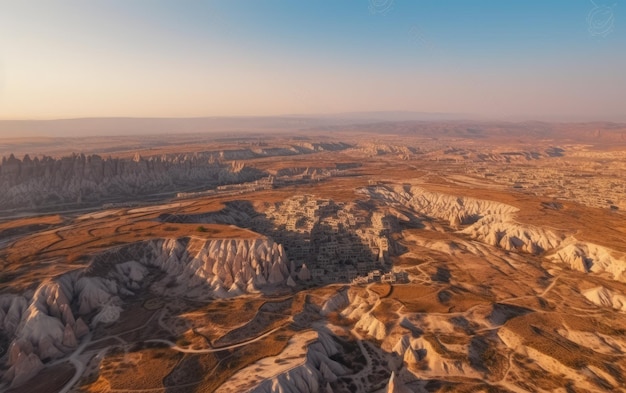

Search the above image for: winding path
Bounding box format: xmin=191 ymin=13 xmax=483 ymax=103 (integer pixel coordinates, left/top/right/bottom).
xmin=144 ymin=324 xmax=285 ymax=353
xmin=57 ymin=333 xmax=93 ymax=393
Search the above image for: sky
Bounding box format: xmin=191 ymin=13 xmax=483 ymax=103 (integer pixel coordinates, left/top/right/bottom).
xmin=0 ymin=0 xmax=624 ymax=122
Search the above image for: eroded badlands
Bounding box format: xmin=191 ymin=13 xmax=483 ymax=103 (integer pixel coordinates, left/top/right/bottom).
xmin=1 ymin=132 xmax=625 ymax=392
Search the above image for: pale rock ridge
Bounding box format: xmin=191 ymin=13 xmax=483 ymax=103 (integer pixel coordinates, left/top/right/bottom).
xmin=3 ymin=351 xmax=44 ymax=388
xmin=393 ymin=335 xmax=432 ymax=368
xmin=0 ymin=295 xmax=28 ymax=336
xmin=0 ymin=273 xmax=116 ymax=387
xmin=62 ymin=323 xmax=77 ymax=348
xmin=326 ymin=286 xmax=386 ymax=340
xmin=251 ymin=330 xmax=346 ymax=393
xmin=393 ymin=335 xmax=411 ymax=356
xmin=74 ymin=277 xmax=119 ymax=315
xmin=271 ymin=167 xmax=333 ymax=179
xmin=403 ymin=347 xmax=421 ymax=365
xmin=367 ymin=184 xmax=626 ymax=283
xmin=91 ymin=304 xmax=123 ymax=326
xmin=355 ymin=312 xmax=387 ymax=340
xmin=89 ymin=237 xmax=291 ymax=296
xmin=392 ymin=334 xmax=480 ymax=379
xmin=111 ymin=261 xmax=149 ymax=291
xmin=461 ymin=215 xmax=564 ymax=255
xmin=74 ymin=318 xmax=89 ymax=338
xmin=357 ymin=143 xmax=419 ymax=159
xmin=340 ymin=288 xmax=378 ymax=321
xmin=582 ymin=286 xmax=626 ymax=312
xmin=367 ymin=185 xmax=564 ymax=255
xmin=497 ymin=325 xmax=602 ymax=390
xmin=320 ymin=290 xmax=350 ymax=316
xmin=0 ymin=236 xmax=291 ymax=386
xmin=0 ymin=152 xmax=266 ymax=209
xmin=550 ymin=242 xmax=626 ymax=281
xmin=385 ymin=371 xmax=413 ymax=393
xmin=365 ymin=184 xmax=518 ymax=226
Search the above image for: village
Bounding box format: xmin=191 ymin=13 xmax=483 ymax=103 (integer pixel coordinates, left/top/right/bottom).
xmin=251 ymin=194 xmax=409 ymax=284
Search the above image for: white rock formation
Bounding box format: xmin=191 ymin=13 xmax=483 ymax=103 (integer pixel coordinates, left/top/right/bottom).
xmin=550 ymin=242 xmax=626 ymax=281
xmin=74 ymin=318 xmax=89 ymax=338
xmin=365 ymin=184 xmax=518 ymax=225
xmin=386 ymin=371 xmax=413 ymax=393
xmin=366 ymin=184 xmax=566 ymax=255
xmin=0 ymin=236 xmax=292 ymax=386
xmin=393 ymin=335 xmax=411 ymax=357
xmin=355 ymin=312 xmax=387 ymax=340
xmin=75 ymin=277 xmax=118 ymax=315
xmin=320 ymin=290 xmax=350 ymax=316
xmin=461 ymin=215 xmax=563 ymax=255
xmin=392 ymin=334 xmax=481 ymax=381
xmin=0 ymin=143 xmax=352 ymax=210
xmin=3 ymin=351 xmax=44 ymax=388
xmin=367 ymin=184 xmax=626 ymax=285
xmin=403 ymin=347 xmax=421 ymax=365
xmin=91 ymin=304 xmax=123 ymax=326
xmin=0 ymin=153 xmax=268 ymax=209
xmin=583 ymin=286 xmax=626 ymax=312
xmin=251 ymin=330 xmax=346 ymax=393
xmin=298 ymin=264 xmax=312 ymax=281
xmin=0 ymin=295 xmax=27 ymax=336
xmin=62 ymin=323 xmax=77 ymax=348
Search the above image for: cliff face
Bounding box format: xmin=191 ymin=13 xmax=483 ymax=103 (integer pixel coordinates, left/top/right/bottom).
xmin=361 ymin=184 xmax=626 ymax=289
xmin=250 ymin=330 xmax=348 ymax=393
xmin=0 ymin=153 xmax=263 ymax=209
xmin=0 ymin=141 xmax=353 ymax=211
xmin=0 ymin=237 xmax=291 ymax=387
xmin=365 ymin=184 xmax=519 ymax=226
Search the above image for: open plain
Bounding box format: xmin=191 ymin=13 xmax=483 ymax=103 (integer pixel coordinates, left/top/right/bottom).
xmin=1 ymin=123 xmax=626 ymax=392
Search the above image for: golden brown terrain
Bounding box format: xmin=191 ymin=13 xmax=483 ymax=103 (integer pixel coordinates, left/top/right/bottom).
xmin=1 ymin=129 xmax=625 ymax=392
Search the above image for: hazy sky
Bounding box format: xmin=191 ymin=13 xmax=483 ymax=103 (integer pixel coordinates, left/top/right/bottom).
xmin=0 ymin=1 xmax=624 ymax=121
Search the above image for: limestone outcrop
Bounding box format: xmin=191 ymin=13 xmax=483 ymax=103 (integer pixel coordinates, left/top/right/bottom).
xmin=0 ymin=236 xmax=291 ymax=386
xmin=251 ymin=331 xmax=347 ymax=393
xmin=367 ymin=184 xmax=626 ymax=283
xmin=582 ymin=286 xmax=626 ymax=311
xmin=461 ymin=215 xmax=564 ymax=255
xmin=0 ymin=153 xmax=263 ymax=210
xmin=549 ymin=242 xmax=626 ymax=281
xmin=365 ymin=184 xmax=519 ymax=225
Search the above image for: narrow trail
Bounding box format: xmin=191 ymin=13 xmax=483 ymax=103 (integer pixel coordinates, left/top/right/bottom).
xmin=145 ymin=324 xmax=286 ymax=353
xmin=57 ymin=332 xmax=93 ymax=393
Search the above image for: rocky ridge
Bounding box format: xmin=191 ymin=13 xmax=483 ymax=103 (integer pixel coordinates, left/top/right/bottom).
xmin=0 ymin=237 xmax=293 ymax=387
xmin=0 ymin=142 xmax=352 ymax=211
xmin=0 ymin=153 xmax=264 ymax=210
xmin=365 ymin=184 xmax=626 ymax=282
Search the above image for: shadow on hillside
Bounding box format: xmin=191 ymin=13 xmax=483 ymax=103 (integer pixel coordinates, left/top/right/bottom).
xmin=159 ymin=199 xmax=387 ymax=283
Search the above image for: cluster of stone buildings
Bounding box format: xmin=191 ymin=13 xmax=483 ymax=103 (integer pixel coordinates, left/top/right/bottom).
xmin=254 ymin=195 xmax=397 ymax=283
xmin=352 ymin=269 xmax=409 ymax=284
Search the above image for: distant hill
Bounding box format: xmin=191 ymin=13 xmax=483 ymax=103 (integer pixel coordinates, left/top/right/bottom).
xmin=309 ymin=120 xmax=626 ymax=144
xmin=1 ymin=117 xmax=625 ymax=157
xmin=0 ymin=112 xmax=469 ymax=138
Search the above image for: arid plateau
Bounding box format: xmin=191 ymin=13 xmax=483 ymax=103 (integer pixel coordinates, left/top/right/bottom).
xmin=1 ymin=122 xmax=626 ymax=393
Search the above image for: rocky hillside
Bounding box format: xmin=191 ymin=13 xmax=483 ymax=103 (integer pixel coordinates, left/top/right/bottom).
xmin=0 ymin=153 xmax=265 ymax=211
xmin=0 ymin=236 xmax=294 ymax=387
